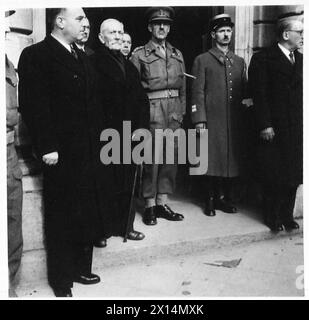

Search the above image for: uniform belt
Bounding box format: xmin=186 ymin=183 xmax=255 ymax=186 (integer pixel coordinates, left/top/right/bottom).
xmin=7 ymin=130 xmax=15 ymax=145
xmin=147 ymin=89 xmax=179 ymax=100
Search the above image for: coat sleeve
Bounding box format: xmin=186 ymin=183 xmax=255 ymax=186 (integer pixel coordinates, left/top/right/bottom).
xmin=18 ymin=47 xmax=58 ymax=157
xmin=132 ymin=63 xmax=150 ymax=130
xmin=241 ymin=58 xmax=249 ymax=99
xmin=191 ymin=55 xmax=207 ymax=124
xmin=178 ymin=51 xmax=186 ymax=115
xmin=130 ymin=51 xmax=141 ymax=73
xmin=248 ymin=52 xmax=272 ymax=131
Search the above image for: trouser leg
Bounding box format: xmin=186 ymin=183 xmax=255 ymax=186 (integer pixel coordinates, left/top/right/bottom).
xmin=7 ymin=148 xmax=23 ymax=286
xmin=262 ymin=183 xmax=282 ymax=226
xmin=280 ymin=185 xmax=298 ymax=223
xmin=74 ymin=244 xmax=93 ymax=276
xmin=204 ymin=176 xmax=215 ymax=199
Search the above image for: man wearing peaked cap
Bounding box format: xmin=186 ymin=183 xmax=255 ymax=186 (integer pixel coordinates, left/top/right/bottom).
xmin=145 ymin=6 xmax=174 ymax=23
xmin=209 ymin=13 xmax=234 ymax=31
xmin=131 ymin=7 xmax=186 ymax=226
xmin=191 ymin=13 xmax=247 ymax=217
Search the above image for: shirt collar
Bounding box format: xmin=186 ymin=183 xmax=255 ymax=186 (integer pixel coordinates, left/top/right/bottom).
xmin=278 ymin=42 xmax=293 ymax=60
xmin=75 ymin=43 xmax=85 ymax=52
xmin=150 ymin=40 xmax=166 ymax=50
xmin=51 ymin=33 xmax=72 ymax=52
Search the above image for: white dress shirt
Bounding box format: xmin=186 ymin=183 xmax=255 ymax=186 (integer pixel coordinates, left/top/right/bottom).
xmin=278 ymin=42 xmax=294 ymax=63
xmin=51 ymin=33 xmax=72 ymax=52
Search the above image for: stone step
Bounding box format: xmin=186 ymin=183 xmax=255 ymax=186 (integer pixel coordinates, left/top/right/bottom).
xmin=18 ymin=192 xmax=303 ymax=287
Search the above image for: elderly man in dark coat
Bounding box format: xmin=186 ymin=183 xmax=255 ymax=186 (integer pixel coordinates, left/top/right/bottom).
xmin=191 ymin=14 xmax=247 ymax=217
xmin=93 ymin=19 xmax=150 ymax=246
xmin=248 ymin=17 xmax=303 ymax=232
xmin=18 ymin=8 xmax=101 ymax=297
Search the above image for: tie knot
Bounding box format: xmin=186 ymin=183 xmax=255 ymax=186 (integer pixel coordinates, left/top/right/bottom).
xmin=289 ymin=51 xmax=295 ymax=64
xmin=70 ymin=44 xmax=79 ymax=60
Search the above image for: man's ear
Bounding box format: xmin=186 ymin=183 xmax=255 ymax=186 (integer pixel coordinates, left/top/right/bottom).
xmin=282 ymin=30 xmax=289 ymax=41
xmin=55 ymin=15 xmax=65 ymax=30
xmin=147 ymin=24 xmax=153 ymax=33
xmin=210 ymin=31 xmax=216 ymax=40
xmin=98 ymin=33 xmax=105 ymax=44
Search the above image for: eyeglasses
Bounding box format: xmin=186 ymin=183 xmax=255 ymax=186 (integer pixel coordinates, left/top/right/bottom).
xmin=287 ymin=30 xmax=304 ymax=36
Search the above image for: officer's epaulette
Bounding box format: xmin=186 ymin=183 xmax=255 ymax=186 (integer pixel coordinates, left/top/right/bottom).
xmin=132 ymin=46 xmax=144 ymax=55
xmin=172 ymin=47 xmax=181 ymax=57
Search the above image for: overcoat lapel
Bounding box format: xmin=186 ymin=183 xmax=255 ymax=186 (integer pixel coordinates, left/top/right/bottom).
xmin=270 ymin=45 xmax=295 ymax=76
xmin=45 ymin=35 xmax=85 ymax=77
xmin=97 ymin=46 xmax=125 ymax=83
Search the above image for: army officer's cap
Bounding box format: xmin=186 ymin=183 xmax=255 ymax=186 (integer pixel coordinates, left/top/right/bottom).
xmin=209 ymin=13 xmax=234 ymax=31
xmin=146 ymin=7 xmax=175 ymax=24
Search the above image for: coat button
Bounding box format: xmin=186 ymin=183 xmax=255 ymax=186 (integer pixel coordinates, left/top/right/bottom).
xmin=74 ymin=75 xmax=78 ymax=79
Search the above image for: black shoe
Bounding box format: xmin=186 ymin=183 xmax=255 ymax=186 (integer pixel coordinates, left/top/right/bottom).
xmin=73 ymin=273 xmax=101 ymax=285
xmin=266 ymin=222 xmax=284 ymax=232
xmin=127 ymin=230 xmax=145 ymax=240
xmin=283 ymin=220 xmax=300 ymax=231
xmin=156 ymin=205 xmax=184 ymax=221
xmin=143 ymin=206 xmax=157 ymax=225
xmin=53 ymin=287 xmax=73 ymax=297
xmin=204 ymin=197 xmax=216 ymax=216
xmin=215 ymin=198 xmax=237 ymax=213
xmin=94 ymin=238 xmax=107 ymax=248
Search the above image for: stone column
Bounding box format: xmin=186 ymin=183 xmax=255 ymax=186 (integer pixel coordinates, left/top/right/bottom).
xmin=234 ymin=6 xmax=254 ymax=68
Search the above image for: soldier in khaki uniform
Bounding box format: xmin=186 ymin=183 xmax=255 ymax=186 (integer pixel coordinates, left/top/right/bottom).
xmin=6 ymin=10 xmax=23 ymax=297
xmin=131 ymin=7 xmax=186 ymax=225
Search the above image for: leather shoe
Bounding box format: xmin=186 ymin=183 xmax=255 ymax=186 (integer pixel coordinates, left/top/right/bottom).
xmin=143 ymin=206 xmax=157 ymax=225
xmin=94 ymin=238 xmax=107 ymax=248
xmin=204 ymin=197 xmax=216 ymax=216
xmin=73 ymin=273 xmax=101 ymax=285
xmin=283 ymin=220 xmax=299 ymax=231
xmin=267 ymin=223 xmax=284 ymax=232
xmin=53 ymin=287 xmax=72 ymax=297
xmin=156 ymin=205 xmax=184 ymax=221
xmin=127 ymin=230 xmax=145 ymax=240
xmin=215 ymin=198 xmax=237 ymax=213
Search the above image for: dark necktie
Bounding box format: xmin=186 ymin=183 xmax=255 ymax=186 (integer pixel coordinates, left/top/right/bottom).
xmin=70 ymin=44 xmax=79 ymax=60
xmin=289 ymin=51 xmax=295 ymax=65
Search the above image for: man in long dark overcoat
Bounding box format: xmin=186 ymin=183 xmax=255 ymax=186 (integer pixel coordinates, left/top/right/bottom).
xmin=18 ymin=8 xmax=101 ymax=297
xmin=93 ymin=19 xmax=150 ymax=246
xmin=191 ymin=14 xmax=247 ymax=216
xmin=248 ymin=17 xmax=303 ymax=231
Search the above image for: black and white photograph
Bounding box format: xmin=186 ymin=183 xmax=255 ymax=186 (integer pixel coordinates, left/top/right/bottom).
xmin=1 ymin=0 xmax=306 ymax=301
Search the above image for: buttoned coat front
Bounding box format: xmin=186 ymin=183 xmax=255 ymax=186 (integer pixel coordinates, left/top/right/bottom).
xmin=130 ymin=40 xmax=186 ymax=122
xmin=248 ymin=45 xmax=303 ymax=186
xmin=18 ymin=35 xmax=101 ymax=244
xmin=191 ymin=47 xmax=247 ymax=177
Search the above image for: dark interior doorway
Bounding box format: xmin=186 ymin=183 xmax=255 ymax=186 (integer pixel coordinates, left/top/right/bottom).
xmin=46 ymin=6 xmax=224 ymax=71
xmin=84 ymin=6 xmax=223 ymax=71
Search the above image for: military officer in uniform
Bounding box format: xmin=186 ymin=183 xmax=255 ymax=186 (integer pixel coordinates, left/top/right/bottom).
xmin=191 ymin=14 xmax=247 ymax=217
xmin=131 ymin=7 xmax=186 ymax=226
xmin=6 ymin=10 xmax=23 ymax=297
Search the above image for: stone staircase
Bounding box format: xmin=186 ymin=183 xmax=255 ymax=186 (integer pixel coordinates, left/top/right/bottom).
xmin=19 ymin=172 xmax=303 ymax=286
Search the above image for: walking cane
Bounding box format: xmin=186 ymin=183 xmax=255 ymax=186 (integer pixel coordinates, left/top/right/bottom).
xmin=123 ymin=163 xmax=140 ymax=242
